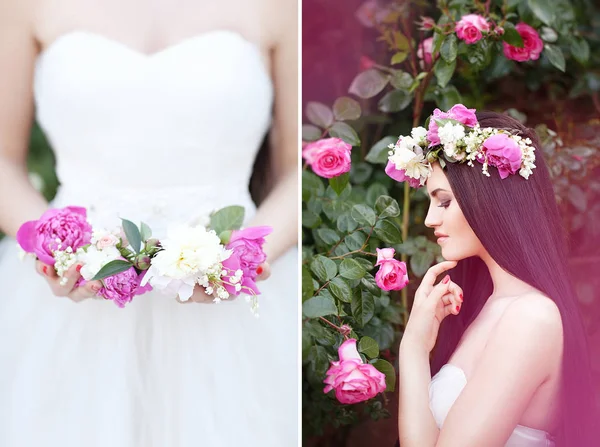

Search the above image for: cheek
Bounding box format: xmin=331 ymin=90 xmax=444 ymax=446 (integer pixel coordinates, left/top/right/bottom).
xmin=445 ymin=205 xmax=483 ymax=256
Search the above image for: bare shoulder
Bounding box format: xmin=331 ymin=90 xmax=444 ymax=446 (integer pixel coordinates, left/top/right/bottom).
xmin=262 ymin=0 xmax=297 ymax=42
xmin=500 ymin=292 xmax=563 ymax=342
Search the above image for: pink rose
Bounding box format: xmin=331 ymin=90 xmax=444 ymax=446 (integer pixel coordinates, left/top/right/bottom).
xmin=225 ymin=226 xmax=273 ymax=295
xmin=502 ymin=23 xmax=543 ymax=62
xmin=360 ymin=55 xmax=376 ymax=71
xmin=455 ymin=14 xmax=490 ymax=44
xmin=417 ymin=37 xmax=434 ymax=67
xmin=98 ymin=266 xmax=151 ymax=308
xmin=16 ymin=206 xmax=92 ymax=265
xmin=480 ymin=133 xmax=522 ymax=179
xmin=96 ymin=234 xmax=119 ymax=250
xmin=303 ymin=138 xmax=353 ymax=179
xmin=427 ymin=104 xmax=478 ymax=146
xmin=385 ymin=160 xmax=422 ymax=188
xmin=374 ymin=248 xmax=409 ymax=291
xmin=323 ymin=339 xmax=387 ymax=404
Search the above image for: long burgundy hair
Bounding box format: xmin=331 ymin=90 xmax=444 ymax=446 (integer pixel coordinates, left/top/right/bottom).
xmin=431 ymin=112 xmax=597 ymax=446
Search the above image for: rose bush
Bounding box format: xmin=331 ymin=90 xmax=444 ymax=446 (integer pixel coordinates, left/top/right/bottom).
xmin=303 ymin=0 xmax=600 ymax=443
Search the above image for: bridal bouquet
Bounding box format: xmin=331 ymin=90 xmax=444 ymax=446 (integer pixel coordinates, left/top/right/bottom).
xmin=16 ymin=205 xmax=271 ymax=314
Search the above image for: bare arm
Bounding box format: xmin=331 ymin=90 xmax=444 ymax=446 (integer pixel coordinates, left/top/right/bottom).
xmin=0 ymin=0 xmax=49 ymax=237
xmin=245 ymin=0 xmax=298 ymax=263
xmin=401 ymin=295 xmax=562 ymax=447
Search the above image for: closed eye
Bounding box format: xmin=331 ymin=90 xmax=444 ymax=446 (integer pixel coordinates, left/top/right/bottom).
xmin=438 ymin=200 xmax=451 ymax=208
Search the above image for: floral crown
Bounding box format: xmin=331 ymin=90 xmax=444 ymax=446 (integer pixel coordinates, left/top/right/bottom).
xmin=384 ymin=104 xmax=536 ymax=188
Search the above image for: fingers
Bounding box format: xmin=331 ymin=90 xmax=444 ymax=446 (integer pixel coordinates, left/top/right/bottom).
xmin=422 ymin=261 xmax=458 ymax=290
xmin=255 ymin=262 xmax=271 ymax=281
xmin=68 ymin=280 xmax=103 ymax=302
xmin=36 ymin=261 xmax=57 ymax=278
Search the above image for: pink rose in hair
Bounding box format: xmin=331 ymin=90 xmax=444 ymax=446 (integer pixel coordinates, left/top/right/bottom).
xmin=455 ymin=14 xmax=490 ymax=44
xmin=16 ymin=206 xmax=92 ymax=265
xmin=374 ymin=247 xmax=409 ymax=291
xmin=481 ymin=133 xmax=523 ymax=179
xmin=385 ymin=161 xmax=422 ymax=188
xmin=323 ymin=338 xmax=387 ymax=404
xmin=303 ymin=138 xmax=353 ymax=179
xmin=427 ymin=104 xmax=478 ymax=146
xmin=502 ymin=23 xmax=543 ymax=62
xmin=417 ymin=37 xmax=434 ymax=67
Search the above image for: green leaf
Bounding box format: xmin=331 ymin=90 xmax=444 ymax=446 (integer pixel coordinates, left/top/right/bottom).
xmin=344 ymin=231 xmax=367 ymax=251
xmin=373 ymin=359 xmax=397 ymax=392
xmin=209 ymin=205 xmax=245 ymax=236
xmin=374 ymin=220 xmax=402 ymax=244
xmin=306 ymin=101 xmax=334 ymax=128
xmin=140 ymin=221 xmax=152 ymax=241
xmin=350 ymin=162 xmax=373 ymax=184
xmin=311 ymin=255 xmax=338 ymax=282
xmin=366 ymin=183 xmax=389 ymax=207
xmin=329 ymin=122 xmax=360 ymax=146
xmin=333 ymin=97 xmax=362 ymax=121
xmin=440 ymin=34 xmax=458 ymax=63
xmin=354 ymin=257 xmax=374 ymax=272
xmin=351 ymin=290 xmax=375 ymax=326
xmin=337 ymin=212 xmax=359 ymax=233
xmin=544 ymin=44 xmax=565 ymax=72
xmin=329 ymin=173 xmax=350 ymax=196
xmin=389 ymin=70 xmax=413 ymax=90
xmin=378 ymin=89 xmax=412 ymax=113
xmin=302 ymin=171 xmax=325 ymax=201
xmin=339 ymin=258 xmax=367 ymax=280
xmin=434 ymin=58 xmax=456 ymax=88
xmin=502 ymin=22 xmax=524 ymax=48
xmin=302 ymin=211 xmax=322 ymax=229
xmin=91 ymin=260 xmax=133 ymax=281
xmin=390 ymin=51 xmax=408 ymax=65
xmin=375 ymin=195 xmax=400 ymax=218
xmin=360 ymin=273 xmax=381 ymax=297
xmin=303 ymin=295 xmax=338 ymax=318
xmin=348 ymin=69 xmax=389 ymax=99
xmin=308 ymin=345 xmax=330 ymax=376
xmin=351 ymin=204 xmax=377 ymax=226
xmin=365 ymin=136 xmax=397 ymax=165
xmin=302 ymin=265 xmax=315 ymax=301
xmin=527 ymin=0 xmax=554 ymax=25
xmin=570 ymin=38 xmax=589 ymax=65
xmin=121 ymin=218 xmax=142 ymax=253
xmin=358 ymin=336 xmax=379 ymax=358
xmin=435 ymin=85 xmax=462 ymax=111
xmin=302 ymin=124 xmax=322 ymax=141
xmin=316 ymin=229 xmax=341 ymax=245
xmin=410 ymin=250 xmax=435 ymax=277
xmin=329 ymin=277 xmax=353 ymax=303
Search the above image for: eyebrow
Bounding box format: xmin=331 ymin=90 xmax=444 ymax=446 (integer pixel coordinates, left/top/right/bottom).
xmin=429 ymin=188 xmax=449 ymax=198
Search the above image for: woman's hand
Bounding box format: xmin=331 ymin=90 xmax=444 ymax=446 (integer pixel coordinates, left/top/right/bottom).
xmin=402 ymin=261 xmax=464 ymax=353
xmin=177 ymin=262 xmax=272 ymax=304
xmin=36 ymin=261 xmax=103 ymax=302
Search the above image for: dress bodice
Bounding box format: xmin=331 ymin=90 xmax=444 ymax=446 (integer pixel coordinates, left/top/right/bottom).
xmin=430 ymin=364 xmax=555 ymax=447
xmin=33 ymin=30 xmax=273 ymax=234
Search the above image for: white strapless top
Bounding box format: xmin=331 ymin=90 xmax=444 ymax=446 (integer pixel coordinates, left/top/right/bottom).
xmin=33 ymin=30 xmax=273 ymax=236
xmin=429 ymin=364 xmax=555 ymax=446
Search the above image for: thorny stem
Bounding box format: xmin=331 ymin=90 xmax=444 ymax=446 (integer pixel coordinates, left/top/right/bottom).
xmin=319 ymin=316 xmax=350 ymax=339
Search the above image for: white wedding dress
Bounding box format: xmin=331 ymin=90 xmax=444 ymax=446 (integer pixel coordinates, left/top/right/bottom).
xmin=430 ymin=364 xmax=555 ymax=446
xmin=0 ymin=30 xmax=298 ymax=447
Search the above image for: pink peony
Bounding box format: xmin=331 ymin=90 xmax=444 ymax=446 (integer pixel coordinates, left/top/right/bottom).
xmin=480 ymin=133 xmax=523 ymax=179
xmin=374 ymin=248 xmax=409 ymax=291
xmin=417 ymin=37 xmax=434 ymax=67
xmin=455 ymin=14 xmax=490 ymax=44
xmin=303 ymin=138 xmax=353 ymax=179
xmin=225 ymin=226 xmax=273 ymax=295
xmin=427 ymin=104 xmax=478 ymax=146
xmin=385 ymin=160 xmax=422 ymax=188
xmin=502 ymin=23 xmax=543 ymax=62
xmin=16 ymin=206 xmax=92 ymax=265
xmin=323 ymin=339 xmax=387 ymax=404
xmin=98 ymin=266 xmax=151 ymax=308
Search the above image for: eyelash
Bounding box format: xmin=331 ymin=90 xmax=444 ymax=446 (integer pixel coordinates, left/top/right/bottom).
xmin=438 ymin=201 xmax=451 ymax=209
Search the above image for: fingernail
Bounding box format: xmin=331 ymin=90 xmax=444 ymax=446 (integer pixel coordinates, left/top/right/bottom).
xmin=256 ymin=266 xmax=263 ymax=275
xmin=92 ymin=285 xmax=101 ymax=292
xmin=76 ymin=264 xmax=82 ymax=272
xmin=442 ymin=275 xmax=450 ymax=284
xmin=459 ymin=293 xmax=463 ymax=300
xmin=42 ymin=266 xmax=48 ymax=275
xmin=456 ymin=305 xmax=460 ymax=312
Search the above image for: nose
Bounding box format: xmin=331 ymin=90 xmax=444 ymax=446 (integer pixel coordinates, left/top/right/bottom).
xmin=424 ymin=202 xmax=441 ymax=229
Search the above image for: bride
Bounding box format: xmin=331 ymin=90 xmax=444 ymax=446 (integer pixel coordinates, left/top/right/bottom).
xmin=388 ymin=110 xmax=596 ymax=446
xmin=0 ymin=0 xmax=298 ymax=446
